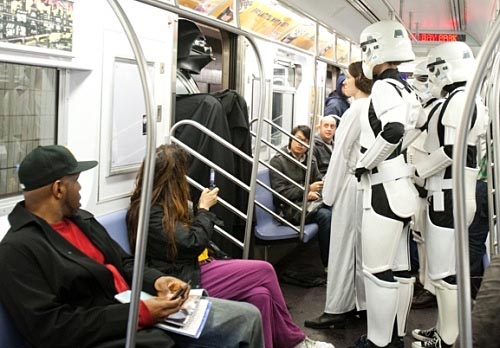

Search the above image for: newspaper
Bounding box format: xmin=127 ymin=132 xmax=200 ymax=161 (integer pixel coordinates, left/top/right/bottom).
xmin=115 ymin=289 xmax=211 ymax=338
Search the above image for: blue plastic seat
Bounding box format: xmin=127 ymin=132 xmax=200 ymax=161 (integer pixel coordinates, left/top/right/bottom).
xmin=254 ymin=167 xmax=318 ymax=243
xmin=0 ymin=220 xmax=27 ymax=347
xmin=97 ymin=209 xmax=131 ymax=254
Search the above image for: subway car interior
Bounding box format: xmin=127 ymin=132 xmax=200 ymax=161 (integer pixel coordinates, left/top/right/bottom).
xmin=1 ymin=0 xmax=500 ymax=347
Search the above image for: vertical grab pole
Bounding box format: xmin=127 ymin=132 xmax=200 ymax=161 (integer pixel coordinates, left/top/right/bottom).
xmin=487 ymin=52 xmax=500 ymax=257
xmin=452 ymin=17 xmax=500 ymax=348
xmin=242 ymin=35 xmax=266 ymax=259
xmin=106 ymin=1 xmax=157 ymax=347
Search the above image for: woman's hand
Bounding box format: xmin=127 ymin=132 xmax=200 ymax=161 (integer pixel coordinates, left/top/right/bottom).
xmin=198 ymin=187 xmax=219 ymax=210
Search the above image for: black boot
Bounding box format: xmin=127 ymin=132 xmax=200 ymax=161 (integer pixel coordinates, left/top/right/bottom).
xmin=304 ymin=312 xmax=348 ymax=329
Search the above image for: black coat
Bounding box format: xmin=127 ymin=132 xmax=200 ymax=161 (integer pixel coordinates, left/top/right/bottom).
xmin=0 ymin=202 xmax=172 ymax=348
xmin=144 ymin=205 xmax=217 ymax=289
xmin=269 ymin=148 xmax=322 ymax=224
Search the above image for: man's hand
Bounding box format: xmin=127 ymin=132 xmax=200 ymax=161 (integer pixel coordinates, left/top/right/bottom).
xmin=309 ymin=181 xmax=323 ymax=193
xmin=142 ymin=296 xmax=184 ymax=323
xmin=154 ymin=276 xmax=191 ymax=301
xmin=355 ymin=167 xmax=368 ymax=182
xmin=307 ymin=191 xmax=321 ymax=201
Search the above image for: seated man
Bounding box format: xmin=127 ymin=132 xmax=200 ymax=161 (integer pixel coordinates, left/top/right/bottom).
xmin=270 ymin=125 xmax=332 ymax=267
xmin=0 ymin=145 xmax=264 ymax=348
xmin=313 ymin=115 xmax=338 ymax=176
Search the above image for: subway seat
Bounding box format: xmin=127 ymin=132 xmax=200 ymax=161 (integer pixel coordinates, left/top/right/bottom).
xmin=97 ymin=209 xmax=131 ymax=254
xmin=254 ymin=167 xmax=318 ymax=243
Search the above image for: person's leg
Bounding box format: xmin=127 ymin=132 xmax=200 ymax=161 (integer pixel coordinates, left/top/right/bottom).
xmin=468 ymin=180 xmax=489 ymax=299
xmin=169 ymin=297 xmax=264 ymax=348
xmin=200 ymin=259 xmax=305 ymax=348
xmin=311 ymin=207 xmax=332 ymax=267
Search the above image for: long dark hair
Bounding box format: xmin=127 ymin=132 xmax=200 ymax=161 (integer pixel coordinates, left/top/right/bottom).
xmin=127 ymin=144 xmax=191 ymax=260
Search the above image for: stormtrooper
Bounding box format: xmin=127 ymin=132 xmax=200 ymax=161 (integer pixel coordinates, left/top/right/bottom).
xmin=406 ymin=61 xmax=444 ymax=308
xmin=411 ymin=42 xmax=488 ymax=348
xmin=351 ymin=20 xmax=426 ymax=348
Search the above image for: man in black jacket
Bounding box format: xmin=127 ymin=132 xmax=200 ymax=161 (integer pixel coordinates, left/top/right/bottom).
xmin=270 ymin=125 xmax=332 ymax=267
xmin=0 ymin=145 xmax=264 ymax=348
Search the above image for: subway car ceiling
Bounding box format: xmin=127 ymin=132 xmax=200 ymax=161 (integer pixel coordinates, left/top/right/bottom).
xmin=282 ymin=0 xmax=498 ymax=56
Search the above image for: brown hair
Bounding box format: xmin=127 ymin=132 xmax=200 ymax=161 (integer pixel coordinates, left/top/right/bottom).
xmin=348 ymin=61 xmax=373 ymax=95
xmin=127 ymin=144 xmax=191 ymax=260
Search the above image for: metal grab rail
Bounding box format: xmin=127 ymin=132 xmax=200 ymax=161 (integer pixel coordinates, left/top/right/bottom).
xmin=486 ymin=51 xmax=500 ymax=257
xmin=171 ymin=120 xmax=305 ymax=234
xmin=249 ymin=116 xmax=322 ymax=240
xmin=106 ymin=1 xmax=157 ymax=348
xmin=452 ymin=16 xmax=500 ymax=348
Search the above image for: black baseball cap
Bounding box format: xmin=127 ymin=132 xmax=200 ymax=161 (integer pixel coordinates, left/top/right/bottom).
xmin=18 ymin=145 xmax=98 ymax=191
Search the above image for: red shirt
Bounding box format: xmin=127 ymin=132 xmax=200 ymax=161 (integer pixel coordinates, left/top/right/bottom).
xmin=51 ymin=219 xmax=153 ymax=328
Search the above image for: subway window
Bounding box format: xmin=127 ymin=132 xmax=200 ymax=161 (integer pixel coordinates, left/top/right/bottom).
xmin=0 ymin=62 xmax=58 ymax=198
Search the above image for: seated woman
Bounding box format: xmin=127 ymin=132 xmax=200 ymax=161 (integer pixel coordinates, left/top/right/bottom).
xmin=127 ymin=144 xmax=334 ymax=348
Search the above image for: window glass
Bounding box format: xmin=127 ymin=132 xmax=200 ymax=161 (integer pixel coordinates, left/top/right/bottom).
xmin=0 ymin=62 xmax=58 ymax=198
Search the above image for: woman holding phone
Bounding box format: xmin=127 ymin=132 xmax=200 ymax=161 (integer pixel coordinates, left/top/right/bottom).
xmin=127 ymin=144 xmax=333 ymax=348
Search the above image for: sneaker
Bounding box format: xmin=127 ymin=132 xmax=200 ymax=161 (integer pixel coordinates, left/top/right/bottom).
xmin=294 ymin=337 xmax=335 ymax=348
xmin=412 ymin=327 xmax=437 ymax=342
xmin=411 ymin=334 xmax=452 ymax=348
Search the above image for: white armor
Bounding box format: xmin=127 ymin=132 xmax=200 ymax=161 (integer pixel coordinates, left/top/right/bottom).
xmin=414 ymin=41 xmax=488 ymax=347
xmin=358 ymin=20 xmax=423 ymax=347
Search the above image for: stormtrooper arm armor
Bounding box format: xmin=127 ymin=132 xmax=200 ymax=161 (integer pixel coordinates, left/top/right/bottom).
xmin=358 ymin=122 xmax=404 ymax=170
xmin=414 ymin=147 xmax=453 ymax=179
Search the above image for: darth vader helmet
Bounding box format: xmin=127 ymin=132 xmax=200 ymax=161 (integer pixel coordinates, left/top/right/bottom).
xmin=177 ymin=19 xmax=214 ymax=75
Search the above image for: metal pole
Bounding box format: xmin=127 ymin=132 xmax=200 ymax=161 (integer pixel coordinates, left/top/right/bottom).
xmin=452 ymin=16 xmax=500 ymax=348
xmin=106 ymin=1 xmax=157 ymax=347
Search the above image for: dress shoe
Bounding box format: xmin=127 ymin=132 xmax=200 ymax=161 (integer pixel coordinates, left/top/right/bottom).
xmin=304 ymin=312 xmax=347 ymax=329
xmin=412 ymin=290 xmax=437 ymax=309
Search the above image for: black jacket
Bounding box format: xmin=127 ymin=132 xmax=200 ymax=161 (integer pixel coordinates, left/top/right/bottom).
xmin=144 ymin=204 xmax=218 ymax=289
xmin=0 ymin=202 xmax=172 ymax=348
xmin=269 ymin=148 xmax=322 ymax=224
xmin=313 ymin=135 xmax=333 ymax=176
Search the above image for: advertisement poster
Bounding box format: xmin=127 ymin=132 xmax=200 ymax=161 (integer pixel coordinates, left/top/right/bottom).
xmin=0 ymin=0 xmax=73 ymax=52
xmin=178 ymin=0 xmax=234 ymax=23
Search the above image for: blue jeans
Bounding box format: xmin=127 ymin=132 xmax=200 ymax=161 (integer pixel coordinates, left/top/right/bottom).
xmin=310 ymin=206 xmax=332 ymax=267
xmin=169 ymin=297 xmax=264 ymax=348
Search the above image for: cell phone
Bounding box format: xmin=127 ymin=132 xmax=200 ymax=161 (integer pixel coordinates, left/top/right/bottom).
xmin=171 ymin=286 xmax=188 ymax=300
xmin=209 ymin=168 xmax=216 ymax=189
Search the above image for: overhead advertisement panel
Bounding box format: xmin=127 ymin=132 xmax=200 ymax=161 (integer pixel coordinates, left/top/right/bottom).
xmin=336 ymin=36 xmax=349 ymax=65
xmin=318 ymin=25 xmax=334 ymax=60
xmin=239 ymin=0 xmax=316 ymax=52
xmin=178 ymin=0 xmax=234 ymax=23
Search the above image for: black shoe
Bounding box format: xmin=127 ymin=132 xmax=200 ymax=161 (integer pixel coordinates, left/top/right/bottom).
xmin=349 ymin=335 xmax=374 ymax=348
xmin=412 ymin=290 xmax=437 ymax=309
xmin=304 ymin=312 xmax=347 ymax=329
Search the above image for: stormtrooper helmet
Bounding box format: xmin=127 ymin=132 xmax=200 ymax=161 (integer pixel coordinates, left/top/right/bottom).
xmin=426 ymin=41 xmax=475 ymax=98
xmin=411 ymin=60 xmax=432 ymax=102
xmin=359 ymin=20 xmax=415 ymax=79
xmin=177 ymin=19 xmax=214 ymax=75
